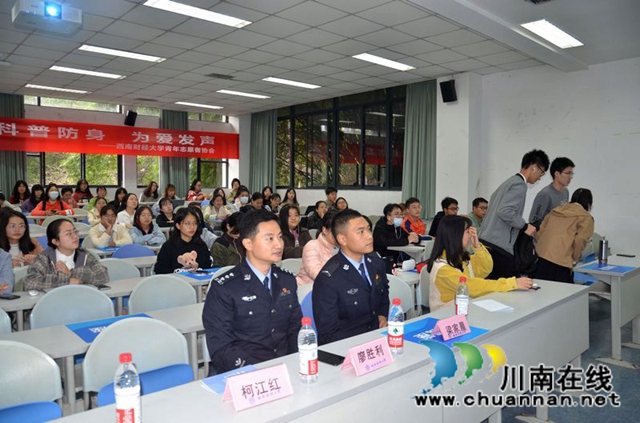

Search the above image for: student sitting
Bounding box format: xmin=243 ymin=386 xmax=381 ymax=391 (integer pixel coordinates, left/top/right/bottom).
xmin=306 ymin=200 xmax=328 ymax=231
xmin=155 ymin=197 xmax=175 ymax=228
xmin=0 ymin=248 xmax=15 ymax=295
xmin=186 ymin=178 xmax=207 ymax=201
xmin=0 ymin=209 xmax=43 ymax=267
xmin=210 ymin=213 xmax=245 ymax=267
xmin=73 ymin=179 xmax=93 ymax=203
xmin=282 ymin=187 xmax=299 ymax=207
xmin=264 ymin=193 xmax=281 ymax=214
xmin=203 ymin=194 xmax=229 ymax=221
xmin=334 ymin=197 xmax=349 ymax=211
xmin=88 ymin=205 xmax=133 ymax=248
xmin=108 ymin=187 xmax=128 ymax=212
xmin=85 ymin=186 xmax=107 ymax=211
xmin=240 ymin=192 xmax=263 ymax=213
xmin=229 ymin=186 xmax=250 ymax=213
xmin=116 ymin=193 xmax=138 ymax=229
xmin=88 ymin=197 xmax=108 ymax=226
xmin=139 ymin=181 xmax=159 ymax=202
xmin=401 ymin=197 xmax=425 ymax=236
xmin=24 ymin=219 xmax=109 ymax=290
xmin=429 ymin=197 xmax=459 ymax=237
xmin=426 ymin=215 xmax=532 ymax=311
xmin=373 ymin=203 xmax=418 ymax=272
xmin=31 ymin=183 xmax=75 ymax=217
xmin=226 ymin=178 xmax=241 ymax=203
xmin=279 ymin=204 xmax=312 ymax=259
xmin=467 ymin=197 xmax=488 ymax=229
xmin=534 ymin=188 xmax=594 ymax=283
xmin=325 ymin=187 xmax=337 ymax=209
xmin=297 ymin=210 xmax=339 ymax=285
xmin=61 ymin=186 xmax=79 ymax=209
xmin=189 ymin=206 xmax=217 ymax=249
xmin=129 ymin=206 xmax=165 ymax=246
xmin=154 ymin=208 xmax=213 ymax=274
xmin=20 ymin=184 xmax=44 ymax=213
xmin=9 ymin=180 xmax=29 ymax=205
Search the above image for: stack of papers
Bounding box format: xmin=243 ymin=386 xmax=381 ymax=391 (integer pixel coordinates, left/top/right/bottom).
xmin=473 ymin=299 xmax=513 ymax=312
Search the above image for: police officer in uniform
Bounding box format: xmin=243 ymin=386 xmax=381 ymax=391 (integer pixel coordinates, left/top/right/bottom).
xmin=313 ymin=209 xmax=390 ymax=345
xmin=203 ymin=209 xmax=302 ymax=374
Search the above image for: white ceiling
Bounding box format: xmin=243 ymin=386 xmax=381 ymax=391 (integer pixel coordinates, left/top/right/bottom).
xmin=0 ymin=0 xmax=637 ymax=116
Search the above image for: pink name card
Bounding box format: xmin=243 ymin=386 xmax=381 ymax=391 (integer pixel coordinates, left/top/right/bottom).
xmin=432 ymin=315 xmax=471 ymax=341
xmin=341 ymin=337 xmax=394 ymax=376
xmin=222 ymin=363 xmax=293 ymax=411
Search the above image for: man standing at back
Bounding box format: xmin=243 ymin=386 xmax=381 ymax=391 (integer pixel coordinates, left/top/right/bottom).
xmin=479 ymin=149 xmax=550 ymax=279
xmin=313 ymin=209 xmax=390 ymax=345
xmin=529 ymin=157 xmax=575 ymax=224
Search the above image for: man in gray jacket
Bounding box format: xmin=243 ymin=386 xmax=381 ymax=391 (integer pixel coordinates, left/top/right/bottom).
xmin=479 ymin=149 xmax=550 ymax=278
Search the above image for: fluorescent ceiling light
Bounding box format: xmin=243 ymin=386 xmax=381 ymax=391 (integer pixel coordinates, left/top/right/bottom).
xmin=175 ymin=101 xmax=223 ymax=110
xmin=521 ymin=19 xmax=583 ymax=49
xmin=352 ymin=53 xmax=415 ymax=71
xmin=262 ymin=77 xmax=320 ymax=89
xmin=143 ymin=0 xmax=251 ymax=28
xmin=25 ymin=84 xmax=90 ymax=94
xmin=79 ymin=45 xmax=165 ymax=63
xmin=50 ymin=65 xmax=125 ymax=79
xmin=217 ymin=89 xmax=270 ymax=99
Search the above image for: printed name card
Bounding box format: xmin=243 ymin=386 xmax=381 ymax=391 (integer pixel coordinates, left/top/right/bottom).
xmin=340 ymin=337 xmax=393 ymax=376
xmin=432 ymin=315 xmax=471 ymax=341
xmin=222 ymin=363 xmax=293 ymax=411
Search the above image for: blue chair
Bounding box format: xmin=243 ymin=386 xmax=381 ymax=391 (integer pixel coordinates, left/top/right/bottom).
xmin=36 ymin=235 xmax=48 ymax=249
xmin=300 ymin=291 xmax=316 ymax=333
xmin=0 ymin=341 xmax=63 ymax=423
xmin=112 ymin=244 xmax=155 ymax=259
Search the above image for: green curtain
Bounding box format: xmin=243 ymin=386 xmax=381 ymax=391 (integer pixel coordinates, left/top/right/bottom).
xmin=401 ymin=80 xmax=437 ymax=219
xmin=159 ymin=110 xmax=189 ymax=198
xmin=0 ymin=93 xmax=26 ymax=196
xmin=249 ymin=109 xmax=277 ymax=192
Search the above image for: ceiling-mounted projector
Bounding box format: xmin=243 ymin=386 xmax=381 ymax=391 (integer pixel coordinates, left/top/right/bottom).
xmin=12 ymin=0 xmax=82 ymax=35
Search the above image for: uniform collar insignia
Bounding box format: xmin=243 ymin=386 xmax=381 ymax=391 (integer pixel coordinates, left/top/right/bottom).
xmin=243 ymin=274 xmax=251 ymax=281
xmin=343 ymin=264 xmax=349 ymax=270
xmin=347 ymin=288 xmax=358 ymax=295
xmin=273 ymin=272 xmax=278 ymax=279
xmin=366 ymin=257 xmax=372 ymax=263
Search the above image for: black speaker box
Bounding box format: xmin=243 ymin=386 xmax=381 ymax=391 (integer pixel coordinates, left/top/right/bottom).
xmin=440 ymin=80 xmax=457 ymax=103
xmin=124 ymin=110 xmax=138 ymax=126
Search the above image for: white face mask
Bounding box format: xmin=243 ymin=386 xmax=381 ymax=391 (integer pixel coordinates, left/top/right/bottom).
xmin=240 ymin=196 xmax=249 ymax=204
xmin=393 ymin=217 xmax=403 ymax=227
xmin=49 ymin=191 xmax=59 ymax=200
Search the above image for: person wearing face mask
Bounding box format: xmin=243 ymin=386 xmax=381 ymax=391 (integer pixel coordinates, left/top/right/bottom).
xmin=210 ymin=213 xmax=245 ymax=267
xmin=297 ymin=210 xmax=339 ymax=285
xmin=373 ymin=203 xmax=419 ymax=273
xmin=31 ymin=183 xmax=75 ymax=218
xmin=230 ymin=186 xmax=250 ymax=213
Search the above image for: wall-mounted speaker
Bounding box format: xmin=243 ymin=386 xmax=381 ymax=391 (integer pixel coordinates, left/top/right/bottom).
xmin=124 ymin=110 xmax=138 ymax=126
xmin=440 ymin=80 xmax=457 ymax=103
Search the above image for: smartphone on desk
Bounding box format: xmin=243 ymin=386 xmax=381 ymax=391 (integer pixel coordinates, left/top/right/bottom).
xmin=616 ymin=253 xmax=636 ymax=258
xmin=318 ymin=350 xmax=345 ymax=366
xmin=97 ymin=284 xmax=111 ymax=291
xmin=0 ymin=294 xmax=20 ymax=300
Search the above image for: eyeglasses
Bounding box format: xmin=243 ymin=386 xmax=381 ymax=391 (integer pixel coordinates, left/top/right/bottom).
xmin=535 ymin=166 xmax=546 ymax=177
xmin=7 ymin=224 xmax=26 ymax=230
xmin=561 ymin=171 xmax=575 ymax=177
xmin=181 ymin=222 xmax=198 ymax=228
xmin=61 ymin=229 xmax=79 ymax=238
xmin=477 ymin=206 xmax=488 ymax=211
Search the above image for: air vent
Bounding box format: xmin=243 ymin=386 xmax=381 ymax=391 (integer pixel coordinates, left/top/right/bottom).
xmin=205 ymin=73 xmax=234 ymax=80
xmin=134 ymin=98 xmax=157 ymax=102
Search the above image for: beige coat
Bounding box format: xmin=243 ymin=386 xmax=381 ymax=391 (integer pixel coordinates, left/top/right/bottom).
xmin=535 ymin=203 xmax=594 ymax=268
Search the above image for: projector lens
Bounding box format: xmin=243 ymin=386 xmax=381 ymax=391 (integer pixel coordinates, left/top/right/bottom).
xmin=44 ymin=2 xmax=62 ymax=18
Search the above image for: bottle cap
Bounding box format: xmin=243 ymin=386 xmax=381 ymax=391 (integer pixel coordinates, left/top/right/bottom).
xmin=119 ymin=352 xmax=132 ymax=364
xmin=301 ymin=317 xmax=312 ymax=326
xmin=392 ymin=298 xmax=401 ymax=305
xmin=459 ymin=276 xmax=467 ymax=282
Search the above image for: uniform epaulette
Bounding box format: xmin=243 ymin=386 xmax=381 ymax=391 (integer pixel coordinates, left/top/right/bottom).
xmin=275 ymin=266 xmax=296 ymax=277
xmin=320 ymin=257 xmax=341 ymax=277
xmin=214 ymin=271 xmax=235 ymax=285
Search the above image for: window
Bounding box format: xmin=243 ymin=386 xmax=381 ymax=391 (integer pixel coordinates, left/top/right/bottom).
xmin=39 ymin=97 xmax=120 ymax=113
xmin=188 ymin=112 xmax=200 ymax=120
xmin=201 ymin=112 xmax=225 ymax=123
xmin=24 ymin=95 xmax=38 ymax=105
xmin=276 ymin=86 xmax=406 ymax=190
xmin=133 ymin=106 xmax=161 ymax=117
xmin=27 ymin=153 xmax=122 ymax=187
xmin=137 ymin=156 xmax=160 ymax=187
xmin=189 ymin=158 xmax=229 ymax=189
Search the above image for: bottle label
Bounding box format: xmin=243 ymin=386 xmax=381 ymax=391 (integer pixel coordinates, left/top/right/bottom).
xmin=456 ymin=295 xmax=469 ymax=315
xmin=299 ymin=344 xmax=318 ymax=376
xmin=388 ymin=321 xmax=404 ymax=348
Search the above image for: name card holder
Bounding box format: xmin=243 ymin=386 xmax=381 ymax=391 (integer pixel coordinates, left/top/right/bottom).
xmin=222 ymin=363 xmax=293 ymax=411
xmin=340 ymin=337 xmax=394 ymax=376
xmin=432 ymin=315 xmax=471 ymax=341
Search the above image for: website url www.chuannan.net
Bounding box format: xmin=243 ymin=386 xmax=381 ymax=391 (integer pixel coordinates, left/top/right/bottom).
xmin=414 ymin=392 xmax=621 ymax=408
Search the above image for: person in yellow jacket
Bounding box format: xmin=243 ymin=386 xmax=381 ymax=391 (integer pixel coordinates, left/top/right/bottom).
xmin=535 ymin=188 xmax=594 ymax=283
xmin=426 ymin=215 xmax=533 ymax=311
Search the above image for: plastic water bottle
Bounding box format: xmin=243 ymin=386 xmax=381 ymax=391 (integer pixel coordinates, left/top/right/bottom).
xmin=115 ymin=352 xmax=141 ymax=423
xmin=455 ymin=276 xmax=469 ymax=316
xmin=298 ymin=317 xmax=318 ymax=384
xmin=388 ymin=298 xmax=404 ymax=355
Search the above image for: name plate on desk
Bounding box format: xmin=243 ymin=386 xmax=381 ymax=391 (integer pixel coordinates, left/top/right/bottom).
xmin=341 ymin=337 xmax=393 ymax=376
xmin=432 ymin=315 xmax=471 ymax=341
xmin=222 ymin=363 xmax=293 ymax=411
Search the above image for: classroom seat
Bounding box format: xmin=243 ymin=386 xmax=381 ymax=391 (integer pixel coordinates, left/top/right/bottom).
xmin=41 ymin=215 xmax=69 ymax=227
xmin=419 ymin=265 xmax=430 ymax=311
xmin=0 ymin=309 xmax=11 ymax=333
xmin=99 ymin=258 xmax=140 ymax=280
xmin=12 ymin=266 xmax=28 ymax=293
xmin=278 ymin=258 xmax=302 ymax=275
xmin=30 ymin=285 xmax=115 ymax=329
xmin=205 ymin=265 xmax=234 ymax=295
xmin=28 ymin=224 xmax=46 ymax=237
xmin=308 ymin=229 xmax=318 ymax=239
xmin=127 ymin=275 xmax=196 ymax=313
xmin=82 ymin=318 xmax=192 ymax=408
xmin=111 ymin=243 xmax=155 ymax=259
xmin=387 ymin=274 xmax=416 ymax=319
xmin=0 ymin=340 xmax=63 ymax=423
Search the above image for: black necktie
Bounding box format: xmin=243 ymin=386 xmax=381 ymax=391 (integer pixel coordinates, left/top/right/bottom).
xmin=358 ymin=263 xmax=370 ymax=288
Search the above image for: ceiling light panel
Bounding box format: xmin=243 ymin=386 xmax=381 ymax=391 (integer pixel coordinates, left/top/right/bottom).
xmin=143 ymin=0 xmax=251 ymax=28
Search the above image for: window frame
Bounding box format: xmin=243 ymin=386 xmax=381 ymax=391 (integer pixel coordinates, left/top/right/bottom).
xmin=190 ymin=158 xmax=230 ymax=189
xmin=28 ymin=152 xmax=123 ymax=187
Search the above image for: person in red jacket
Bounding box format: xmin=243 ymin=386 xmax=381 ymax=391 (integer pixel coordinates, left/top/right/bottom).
xmin=30 ymin=183 xmax=75 ymax=217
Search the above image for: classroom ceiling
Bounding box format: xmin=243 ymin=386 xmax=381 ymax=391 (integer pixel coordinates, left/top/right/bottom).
xmin=0 ymin=0 xmax=638 ymax=117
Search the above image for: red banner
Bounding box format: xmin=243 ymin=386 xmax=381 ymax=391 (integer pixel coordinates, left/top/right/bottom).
xmin=0 ymin=118 xmax=239 ymax=159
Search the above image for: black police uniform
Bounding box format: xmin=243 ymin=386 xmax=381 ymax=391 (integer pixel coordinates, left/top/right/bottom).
xmin=203 ymin=259 xmax=302 ymax=374
xmin=312 ymin=251 xmax=390 ymax=346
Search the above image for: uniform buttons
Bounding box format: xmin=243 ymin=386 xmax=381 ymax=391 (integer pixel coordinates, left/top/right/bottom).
xmin=354 ymin=301 xmax=358 ymax=305
xmin=273 ymin=348 xmax=277 ymax=353
xmin=271 ymin=309 xmax=276 ymax=314
xmin=271 ymin=328 xmax=275 ymax=333
xmin=248 ymin=311 xmax=253 ymax=315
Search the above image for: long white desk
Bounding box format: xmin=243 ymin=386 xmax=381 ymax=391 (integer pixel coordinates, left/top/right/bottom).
xmin=575 ymin=255 xmax=640 ymax=368
xmin=388 ymin=240 xmax=434 ymax=262
xmin=51 ymin=280 xmax=589 ymax=422
xmin=118 ymin=256 xmax=157 ymax=277
xmin=87 ymin=245 xmax=162 ymax=258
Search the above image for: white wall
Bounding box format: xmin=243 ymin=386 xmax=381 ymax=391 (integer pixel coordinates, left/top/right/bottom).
xmin=481 ymin=57 xmax=640 ymax=252
xmin=23 ymin=105 xmax=239 ymax=197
